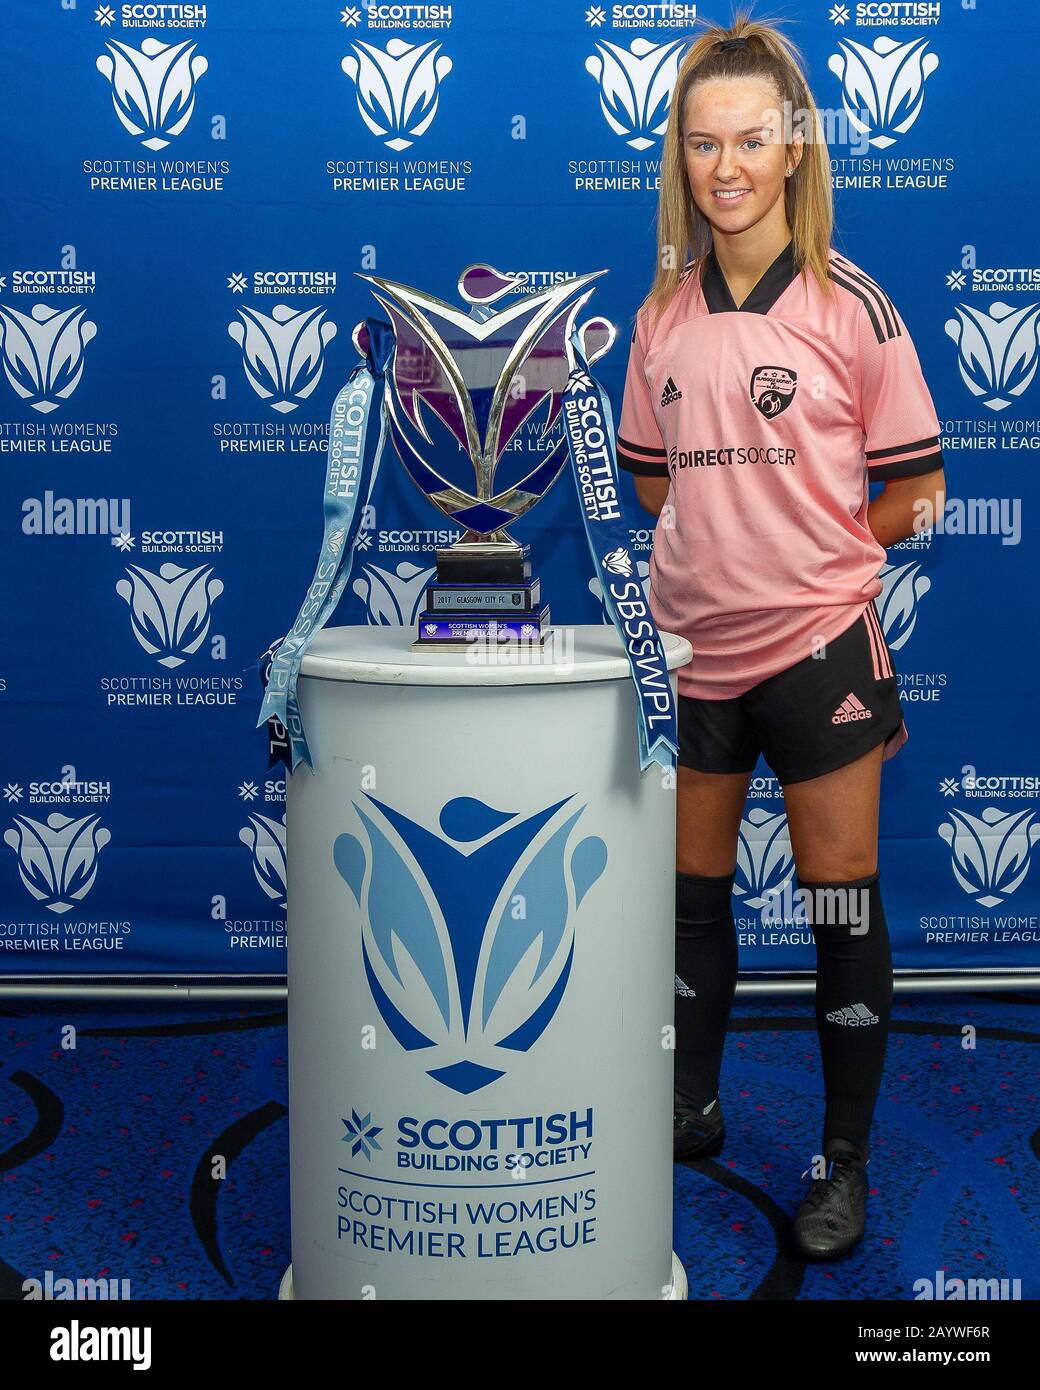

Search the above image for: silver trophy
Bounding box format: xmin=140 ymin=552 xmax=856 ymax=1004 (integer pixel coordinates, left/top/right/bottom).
xmin=353 ymin=263 xmax=616 ymax=648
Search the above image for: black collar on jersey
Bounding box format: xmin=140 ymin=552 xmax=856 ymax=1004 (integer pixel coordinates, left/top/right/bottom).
xmin=702 ymin=237 xmax=798 ymax=314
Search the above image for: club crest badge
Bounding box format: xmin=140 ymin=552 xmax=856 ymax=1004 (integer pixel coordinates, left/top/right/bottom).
xmin=750 ymin=364 xmax=797 ymax=418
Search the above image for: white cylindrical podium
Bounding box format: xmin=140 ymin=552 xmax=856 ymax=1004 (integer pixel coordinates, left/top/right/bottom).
xmin=281 ymin=624 xmax=691 ymax=1301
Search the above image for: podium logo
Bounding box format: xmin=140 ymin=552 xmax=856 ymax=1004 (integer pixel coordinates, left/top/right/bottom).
xmin=341 ymin=39 xmax=453 ymax=151
xmin=4 ymin=812 xmax=110 ymax=914
xmin=0 ymin=304 xmax=97 ymax=414
xmin=341 ymin=1108 xmax=383 ymax=1160
xmin=735 ymin=808 xmax=795 ymax=910
xmin=116 ymin=562 xmax=224 ymax=668
xmin=585 ymin=38 xmax=686 ymax=151
xmin=939 ymin=807 xmax=1039 ymax=908
xmin=827 ymin=36 xmax=939 ymax=149
xmin=239 ymin=813 xmax=287 ymax=908
xmin=228 ymin=305 xmax=337 ymax=413
xmin=944 ymin=301 xmax=1040 ymax=413
xmin=334 ymin=794 xmax=607 ymax=1094
xmin=96 ymin=38 xmax=209 ymax=150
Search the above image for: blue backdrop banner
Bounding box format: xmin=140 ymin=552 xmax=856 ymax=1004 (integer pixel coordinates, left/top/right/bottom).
xmin=1 ymin=1 xmax=1037 ymax=977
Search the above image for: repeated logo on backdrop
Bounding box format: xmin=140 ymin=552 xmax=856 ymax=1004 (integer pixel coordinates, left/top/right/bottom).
xmin=0 ymin=771 xmax=130 ymax=959
xmin=84 ymin=3 xmax=228 ymax=193
xmin=880 ymin=541 xmax=949 ymax=712
xmin=825 ymin=6 xmax=954 ymax=189
xmin=327 ymin=6 xmax=470 ymax=193
xmin=101 ymin=524 xmax=244 ymax=714
xmin=942 ymin=253 xmax=1040 ymax=480
xmin=226 ymin=270 xmax=339 ymax=417
xmin=0 ymin=261 xmax=119 ymax=454
xmin=215 ymin=269 xmax=336 ymax=459
xmin=927 ymin=767 xmax=1040 ymax=951
xmin=572 ymin=28 xmax=686 ymax=193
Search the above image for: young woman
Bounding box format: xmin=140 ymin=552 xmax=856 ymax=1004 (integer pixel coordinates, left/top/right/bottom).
xmin=617 ymin=15 xmax=945 ymax=1261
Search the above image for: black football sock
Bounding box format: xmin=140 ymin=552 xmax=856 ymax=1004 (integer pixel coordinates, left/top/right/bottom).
xmin=674 ymin=869 xmax=738 ymax=1113
xmin=799 ymin=870 xmax=893 ymax=1163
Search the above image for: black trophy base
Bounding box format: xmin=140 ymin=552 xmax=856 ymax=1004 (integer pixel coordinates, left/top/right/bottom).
xmin=434 ymin=541 xmax=532 ymax=586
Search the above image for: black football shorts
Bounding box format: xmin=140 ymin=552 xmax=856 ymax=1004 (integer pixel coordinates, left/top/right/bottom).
xmin=677 ymin=602 xmax=906 ymax=785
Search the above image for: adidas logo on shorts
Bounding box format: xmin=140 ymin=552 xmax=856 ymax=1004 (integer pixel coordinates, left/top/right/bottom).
xmin=675 ymin=973 xmax=696 ymax=998
xmin=825 ymin=1002 xmax=879 ymax=1027
xmin=832 ymin=691 xmax=872 ymax=724
xmin=661 ymin=375 xmax=682 ymax=407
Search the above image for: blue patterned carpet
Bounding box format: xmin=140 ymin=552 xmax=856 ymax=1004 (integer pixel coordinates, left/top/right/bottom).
xmin=1 ymin=993 xmax=1037 ymax=1300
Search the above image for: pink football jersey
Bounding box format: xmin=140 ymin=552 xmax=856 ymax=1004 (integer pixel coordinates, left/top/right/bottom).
xmin=617 ymin=239 xmax=944 ymax=699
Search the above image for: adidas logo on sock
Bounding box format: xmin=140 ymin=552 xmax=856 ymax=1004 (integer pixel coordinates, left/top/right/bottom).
xmin=826 ymin=1002 xmax=879 ymax=1027
xmin=660 ymin=375 xmax=682 ymax=407
xmin=832 ymin=691 xmax=872 ymax=724
xmin=674 ymin=973 xmax=696 ymax=998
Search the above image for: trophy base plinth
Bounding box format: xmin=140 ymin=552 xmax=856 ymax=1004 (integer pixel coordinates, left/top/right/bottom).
xmin=416 ymin=541 xmax=548 ymax=649
xmin=412 ymin=607 xmax=553 ymax=650
xmin=435 ymin=541 xmax=532 ymax=586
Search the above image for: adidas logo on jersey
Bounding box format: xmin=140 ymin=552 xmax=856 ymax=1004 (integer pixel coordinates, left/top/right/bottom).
xmin=660 ymin=376 xmax=682 ymax=407
xmin=826 ymin=1002 xmax=879 ymax=1027
xmin=832 ymin=692 xmax=872 ymax=724
xmin=675 ymin=973 xmax=696 ymax=998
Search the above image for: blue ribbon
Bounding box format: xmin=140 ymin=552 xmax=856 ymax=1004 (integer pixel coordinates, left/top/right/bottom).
xmin=256 ymin=319 xmax=394 ymax=770
xmin=562 ymin=326 xmax=679 ymax=772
